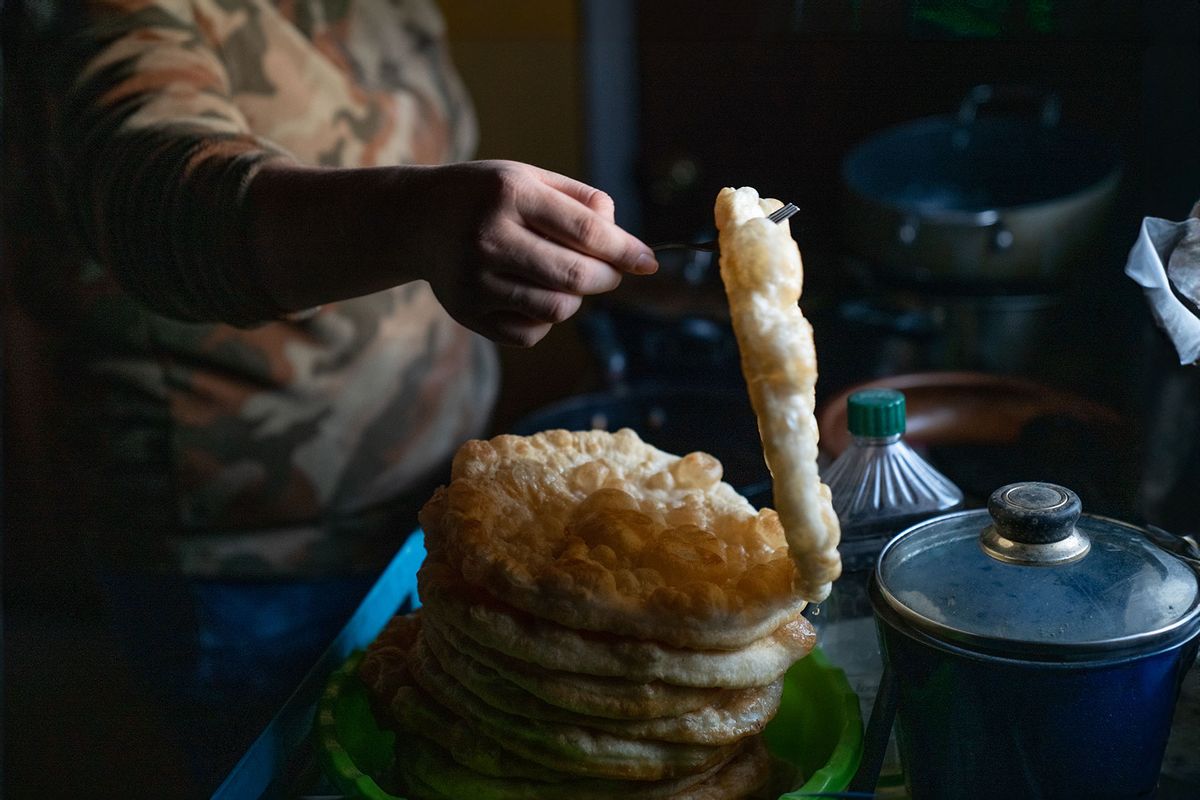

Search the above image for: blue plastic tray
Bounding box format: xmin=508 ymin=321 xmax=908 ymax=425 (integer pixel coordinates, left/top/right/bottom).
xmin=212 ymin=534 xmax=429 ymax=799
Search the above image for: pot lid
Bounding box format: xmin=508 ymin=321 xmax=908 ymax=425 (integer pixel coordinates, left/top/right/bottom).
xmin=875 ymin=482 xmax=1200 ymax=658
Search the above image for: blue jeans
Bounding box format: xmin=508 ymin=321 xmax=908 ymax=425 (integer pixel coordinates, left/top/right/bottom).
xmin=103 ymin=572 xmax=376 ymax=793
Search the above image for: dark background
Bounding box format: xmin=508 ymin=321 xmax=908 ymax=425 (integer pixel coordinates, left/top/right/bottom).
xmin=5 ymin=1 xmax=1200 ymax=797
xmin=588 ymin=0 xmax=1200 ymax=523
xmin=627 ymin=0 xmax=1195 ymax=406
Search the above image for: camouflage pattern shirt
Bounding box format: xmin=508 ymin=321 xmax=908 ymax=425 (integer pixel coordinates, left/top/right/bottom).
xmin=8 ymin=0 xmax=499 ymax=577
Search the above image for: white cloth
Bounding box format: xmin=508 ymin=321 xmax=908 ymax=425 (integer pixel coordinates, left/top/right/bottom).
xmin=1125 ymin=216 xmax=1200 ymax=365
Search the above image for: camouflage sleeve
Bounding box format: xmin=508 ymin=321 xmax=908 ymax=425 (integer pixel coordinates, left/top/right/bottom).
xmin=335 ymin=0 xmax=479 ymax=164
xmin=55 ymin=0 xmax=294 ymax=326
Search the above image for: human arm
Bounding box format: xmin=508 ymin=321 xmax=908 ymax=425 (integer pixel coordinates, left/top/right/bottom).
xmin=247 ymin=159 xmax=656 ymax=346
xmin=56 ymin=0 xmax=654 ymax=343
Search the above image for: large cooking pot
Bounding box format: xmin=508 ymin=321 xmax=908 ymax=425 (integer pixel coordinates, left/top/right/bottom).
xmin=842 ymin=85 xmax=1121 ymax=288
xmin=867 ymin=482 xmax=1200 ymax=799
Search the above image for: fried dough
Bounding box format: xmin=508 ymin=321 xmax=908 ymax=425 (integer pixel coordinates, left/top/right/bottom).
xmin=404 ymin=631 xmax=737 ymax=781
xmin=392 ymin=684 xmax=574 ymax=781
xmin=358 ymin=611 xmax=421 ymax=705
xmin=359 ymin=422 xmax=823 ymax=798
xmin=420 ymin=559 xmax=816 ymax=688
xmin=419 ymin=623 xmax=783 ymax=744
xmin=715 ymin=186 xmax=842 ymax=602
xmin=418 ymin=428 xmax=805 ymax=649
xmin=387 ymin=641 xmax=739 ymax=789
xmin=422 ymin=615 xmax=726 ymax=719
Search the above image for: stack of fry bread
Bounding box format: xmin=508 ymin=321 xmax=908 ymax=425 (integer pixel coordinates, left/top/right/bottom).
xmin=357 ymin=187 xmax=840 ymax=800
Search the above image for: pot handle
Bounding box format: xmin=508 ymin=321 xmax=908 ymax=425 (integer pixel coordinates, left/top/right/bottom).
xmin=956 ymin=84 xmax=1062 ymax=130
xmin=1143 ymin=523 xmax=1200 ymax=570
xmin=848 ymin=663 xmax=898 ymax=793
xmin=897 ymin=209 xmax=1014 ymax=252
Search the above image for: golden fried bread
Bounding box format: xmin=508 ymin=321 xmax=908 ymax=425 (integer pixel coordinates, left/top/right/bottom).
xmin=418 ymin=428 xmax=805 ymax=649
xmin=404 ymin=630 xmax=738 ymax=781
xmin=394 ymin=683 xmax=569 ymax=781
xmin=361 ymin=422 xmax=826 ymax=797
xmin=419 ymin=558 xmax=816 ymax=688
xmin=715 ymin=186 xmax=842 ymax=602
xmin=370 ymin=610 xmax=422 ymax=651
xmin=422 ymin=615 xmax=727 ymax=719
xmin=388 ymin=640 xmax=741 ymax=790
xmin=419 ymin=624 xmax=783 ymax=744
xmin=398 ymin=735 xmax=770 ymax=800
xmin=358 ymin=611 xmax=421 ymax=706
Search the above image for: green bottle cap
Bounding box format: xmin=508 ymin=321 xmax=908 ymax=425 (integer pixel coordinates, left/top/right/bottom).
xmin=847 ymin=389 xmax=906 ymax=437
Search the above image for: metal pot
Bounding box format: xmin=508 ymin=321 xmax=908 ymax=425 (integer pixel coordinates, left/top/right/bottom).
xmin=868 ymin=482 xmax=1200 ymax=799
xmin=842 ymin=85 xmax=1121 ymax=289
xmin=835 ymin=290 xmax=1067 ymax=375
xmin=578 ymin=244 xmax=743 ymax=387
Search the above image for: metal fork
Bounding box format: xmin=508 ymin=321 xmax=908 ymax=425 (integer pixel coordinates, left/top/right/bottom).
xmin=650 ymin=203 xmax=799 ymax=253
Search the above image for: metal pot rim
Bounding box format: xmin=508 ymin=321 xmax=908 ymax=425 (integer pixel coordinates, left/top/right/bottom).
xmin=873 ymin=509 xmax=1200 ymax=661
xmin=841 ymin=114 xmax=1122 ymax=218
xmin=842 ymin=167 xmax=1122 ymax=222
xmin=871 ymin=574 xmax=1200 ymax=666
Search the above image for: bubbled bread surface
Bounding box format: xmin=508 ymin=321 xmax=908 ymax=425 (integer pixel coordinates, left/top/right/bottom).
xmin=418 ymin=429 xmax=805 ymax=649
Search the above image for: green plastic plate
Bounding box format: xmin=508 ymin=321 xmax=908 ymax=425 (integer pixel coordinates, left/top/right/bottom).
xmin=315 ymin=646 xmax=863 ymax=798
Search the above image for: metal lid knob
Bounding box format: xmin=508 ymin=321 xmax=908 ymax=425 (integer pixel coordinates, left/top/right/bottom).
xmin=981 ymin=482 xmax=1091 ymax=565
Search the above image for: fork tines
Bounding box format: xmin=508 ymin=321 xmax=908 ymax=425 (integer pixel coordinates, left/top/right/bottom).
xmin=767 ymin=203 xmax=800 ymax=223
xmin=650 ymin=201 xmax=799 ymax=254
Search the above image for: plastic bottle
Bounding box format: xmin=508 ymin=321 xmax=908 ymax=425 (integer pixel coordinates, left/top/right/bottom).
xmin=815 ymin=388 xmax=962 ymax=788
xmin=823 ymin=387 xmax=964 ymax=575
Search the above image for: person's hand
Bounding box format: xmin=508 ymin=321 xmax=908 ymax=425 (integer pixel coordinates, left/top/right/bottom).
xmin=412 ymin=160 xmax=657 ymax=346
xmin=248 ymin=159 xmax=656 ymax=344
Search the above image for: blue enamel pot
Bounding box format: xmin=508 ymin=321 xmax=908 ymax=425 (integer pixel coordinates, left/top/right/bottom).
xmin=868 ymin=482 xmax=1200 ymax=800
